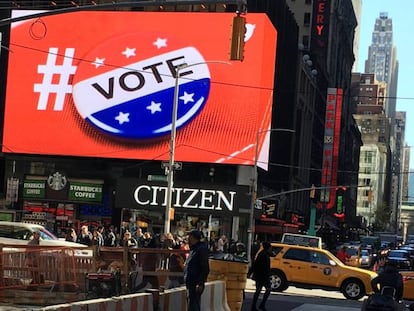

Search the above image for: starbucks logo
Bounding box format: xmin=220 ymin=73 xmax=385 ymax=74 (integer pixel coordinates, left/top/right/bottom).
xmin=47 ymin=172 xmax=67 ymax=191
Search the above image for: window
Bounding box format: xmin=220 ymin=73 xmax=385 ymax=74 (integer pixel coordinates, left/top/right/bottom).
xmin=302 ymin=35 xmax=309 ymax=49
xmin=304 ymin=13 xmax=311 ymax=26
xmin=364 ymin=151 xmax=374 ymax=163
xmin=283 ymin=248 xmax=310 ymax=262
xmin=364 ymin=167 xmax=372 ymax=174
xmin=310 ymin=251 xmax=330 ymax=265
xmin=0 ymin=225 xmax=31 ymax=240
xmin=270 ymin=246 xmax=283 ymax=257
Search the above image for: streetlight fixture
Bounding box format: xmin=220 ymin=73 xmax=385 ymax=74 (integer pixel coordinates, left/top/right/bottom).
xmin=164 ymin=60 xmax=231 ymax=234
xmin=247 ymin=128 xmax=295 ymax=262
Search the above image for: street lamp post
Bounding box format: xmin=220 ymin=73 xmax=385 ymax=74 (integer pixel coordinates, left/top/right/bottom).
xmin=247 ymin=128 xmax=295 ymax=262
xmin=164 ymin=60 xmax=231 ymax=234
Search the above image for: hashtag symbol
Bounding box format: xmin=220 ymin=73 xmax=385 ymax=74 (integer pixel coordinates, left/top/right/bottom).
xmin=34 ymin=47 xmax=77 ymax=111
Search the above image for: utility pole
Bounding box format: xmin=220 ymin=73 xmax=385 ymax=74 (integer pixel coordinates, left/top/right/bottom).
xmin=308 ymin=184 xmax=317 ymax=236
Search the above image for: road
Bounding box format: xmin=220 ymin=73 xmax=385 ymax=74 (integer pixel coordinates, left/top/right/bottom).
xmin=242 ymin=278 xmax=364 ymax=311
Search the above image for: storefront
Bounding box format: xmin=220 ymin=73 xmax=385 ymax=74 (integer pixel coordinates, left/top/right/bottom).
xmin=21 ymin=172 xmax=109 ymax=237
xmin=115 ymin=178 xmax=251 ymax=242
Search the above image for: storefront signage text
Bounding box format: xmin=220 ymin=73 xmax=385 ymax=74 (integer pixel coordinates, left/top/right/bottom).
xmin=320 ymin=88 xmax=336 ymax=204
xmin=133 ymin=185 xmax=236 ymax=211
xmin=68 ymin=182 xmax=103 ymax=203
xmin=311 ymin=0 xmax=330 ymax=74
xmin=320 ymin=88 xmax=342 ymax=209
xmin=23 ymin=180 xmax=46 ymax=198
xmin=314 ymin=0 xmax=328 ymax=36
xmin=23 ymin=177 xmax=104 ymax=203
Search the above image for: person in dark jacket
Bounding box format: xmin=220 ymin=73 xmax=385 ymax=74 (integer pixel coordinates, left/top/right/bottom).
xmin=184 ymin=230 xmax=209 ymax=311
xmin=249 ymin=242 xmax=272 ymax=311
xmin=371 ymin=261 xmax=404 ymax=300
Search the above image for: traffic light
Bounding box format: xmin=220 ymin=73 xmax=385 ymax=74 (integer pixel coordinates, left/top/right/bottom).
xmin=230 ymin=14 xmax=246 ymax=61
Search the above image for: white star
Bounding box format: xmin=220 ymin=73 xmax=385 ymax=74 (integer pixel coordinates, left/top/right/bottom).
xmin=115 ymin=112 xmax=130 ymax=124
xmin=153 ymin=38 xmax=167 ymax=49
xmin=179 ymin=91 xmax=195 ymax=104
xmin=122 ymin=47 xmax=136 ymax=58
xmin=147 ymin=101 xmax=162 ymax=114
xmin=92 ymin=57 xmax=105 ymax=68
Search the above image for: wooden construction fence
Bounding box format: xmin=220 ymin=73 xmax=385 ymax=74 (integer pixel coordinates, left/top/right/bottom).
xmin=0 ymin=244 xmax=188 ymax=305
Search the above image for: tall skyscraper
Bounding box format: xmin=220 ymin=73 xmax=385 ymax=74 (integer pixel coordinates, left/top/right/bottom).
xmin=351 ymin=0 xmax=362 ymax=72
xmin=364 ymin=12 xmax=398 ymax=124
xmin=364 ymin=12 xmax=402 ymax=232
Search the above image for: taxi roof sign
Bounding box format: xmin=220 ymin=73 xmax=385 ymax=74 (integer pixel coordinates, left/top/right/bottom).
xmin=281 ymin=233 xmax=322 ymax=249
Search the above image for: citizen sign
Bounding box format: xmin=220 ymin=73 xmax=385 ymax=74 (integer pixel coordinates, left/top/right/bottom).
xmin=133 ymin=185 xmax=236 ymax=211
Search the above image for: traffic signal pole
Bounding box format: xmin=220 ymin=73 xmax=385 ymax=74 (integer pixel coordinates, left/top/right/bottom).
xmin=308 ymin=184 xmax=317 ymax=236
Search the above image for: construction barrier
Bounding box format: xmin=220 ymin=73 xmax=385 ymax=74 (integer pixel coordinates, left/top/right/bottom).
xmin=37 ymin=282 xmax=227 ymax=311
xmin=157 ymin=280 xmax=230 ymax=311
xmin=38 ymin=292 xmax=153 ymax=311
xmin=0 ymin=245 xmax=192 ymax=306
xmin=0 ymin=246 xmax=78 ymax=291
xmin=73 ymin=249 xmax=95 ymax=291
xmin=201 ymin=280 xmax=231 ymax=311
xmin=158 ymin=286 xmax=187 ymax=311
xmin=207 ymin=259 xmax=248 ymax=311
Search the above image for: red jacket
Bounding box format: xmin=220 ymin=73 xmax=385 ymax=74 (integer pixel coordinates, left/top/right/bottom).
xmin=336 ymin=249 xmax=350 ymax=263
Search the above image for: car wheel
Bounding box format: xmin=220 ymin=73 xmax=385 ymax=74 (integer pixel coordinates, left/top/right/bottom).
xmin=269 ymin=270 xmax=288 ymax=292
xmin=341 ymin=278 xmax=365 ymax=300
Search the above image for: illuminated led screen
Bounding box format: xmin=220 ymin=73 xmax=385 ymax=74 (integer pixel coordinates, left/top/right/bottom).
xmin=4 ymin=11 xmax=277 ymax=166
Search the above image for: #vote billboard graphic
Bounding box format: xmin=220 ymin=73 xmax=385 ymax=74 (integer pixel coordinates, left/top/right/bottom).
xmin=4 ymin=11 xmax=277 ymax=166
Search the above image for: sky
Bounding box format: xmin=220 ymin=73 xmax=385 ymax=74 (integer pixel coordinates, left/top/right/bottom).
xmin=357 ymin=0 xmax=414 ymax=169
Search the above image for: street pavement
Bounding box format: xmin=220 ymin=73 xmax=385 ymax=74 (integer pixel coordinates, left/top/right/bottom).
xmin=243 ymin=278 xmax=361 ymax=311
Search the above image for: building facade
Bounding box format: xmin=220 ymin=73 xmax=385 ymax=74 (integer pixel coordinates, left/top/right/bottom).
xmin=363 ymin=12 xmax=403 ymax=232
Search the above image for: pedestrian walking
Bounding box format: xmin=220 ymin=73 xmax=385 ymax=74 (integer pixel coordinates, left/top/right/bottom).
xmin=27 ymin=231 xmax=41 ymax=286
xmin=184 ymin=229 xmax=209 ymax=311
xmin=249 ymin=241 xmax=272 ymax=311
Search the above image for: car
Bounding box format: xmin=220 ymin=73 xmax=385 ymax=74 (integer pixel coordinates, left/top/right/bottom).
xmin=345 ymin=244 xmax=363 ymax=268
xmin=399 ymin=246 xmax=414 ymax=266
xmin=386 ymin=249 xmax=412 ymax=270
xmin=0 ymin=221 xmax=86 ymax=248
xmin=360 ymin=248 xmax=373 ymax=268
xmin=268 ymin=241 xmax=377 ymax=300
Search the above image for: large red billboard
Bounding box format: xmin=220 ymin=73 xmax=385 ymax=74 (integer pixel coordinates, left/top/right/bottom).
xmin=4 ymin=11 xmax=277 ymax=166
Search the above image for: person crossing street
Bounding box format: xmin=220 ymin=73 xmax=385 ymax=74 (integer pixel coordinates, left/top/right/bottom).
xmin=248 ymin=242 xmax=272 ymax=311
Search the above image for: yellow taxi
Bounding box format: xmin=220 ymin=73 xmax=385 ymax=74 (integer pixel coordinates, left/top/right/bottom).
xmin=268 ymin=241 xmax=378 ymax=300
xmin=399 ymin=271 xmax=414 ymax=300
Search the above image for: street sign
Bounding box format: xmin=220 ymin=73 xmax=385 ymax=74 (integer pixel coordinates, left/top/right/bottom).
xmin=147 ymin=175 xmax=168 ymax=182
xmin=161 ymin=161 xmax=183 ymax=170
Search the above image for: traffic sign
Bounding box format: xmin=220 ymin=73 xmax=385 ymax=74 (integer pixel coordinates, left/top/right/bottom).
xmin=147 ymin=175 xmax=168 ymax=182
xmin=161 ymin=161 xmax=183 ymax=170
